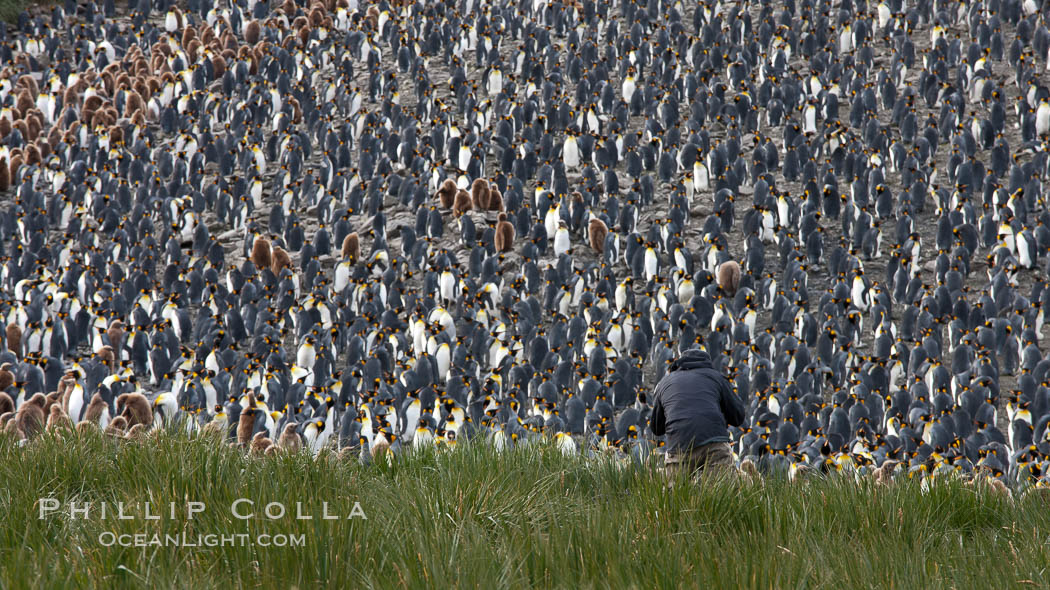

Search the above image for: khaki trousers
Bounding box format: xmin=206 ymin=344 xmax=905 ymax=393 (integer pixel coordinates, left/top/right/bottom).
xmin=662 ymin=442 xmax=735 ymax=483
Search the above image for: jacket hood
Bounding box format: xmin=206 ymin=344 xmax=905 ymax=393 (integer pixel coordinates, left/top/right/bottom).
xmin=671 ymin=348 xmax=713 ymax=372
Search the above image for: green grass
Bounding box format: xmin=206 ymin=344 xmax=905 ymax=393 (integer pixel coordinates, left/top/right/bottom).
xmin=0 ymin=1 xmax=24 ymax=23
xmin=1 ymin=430 xmax=1049 ymax=589
xmin=0 ymin=0 xmax=48 ymax=23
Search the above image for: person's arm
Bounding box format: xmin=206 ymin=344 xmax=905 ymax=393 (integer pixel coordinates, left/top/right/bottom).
xmin=650 ymin=382 xmax=666 ymax=436
xmin=719 ymin=379 xmax=746 ymax=427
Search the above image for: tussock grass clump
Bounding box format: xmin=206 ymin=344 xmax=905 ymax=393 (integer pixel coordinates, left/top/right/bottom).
xmin=1 ymin=430 xmax=1049 ymax=589
xmin=1 ymin=1 xmax=53 ymax=23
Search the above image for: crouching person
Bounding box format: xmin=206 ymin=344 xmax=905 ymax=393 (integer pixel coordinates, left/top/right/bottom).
xmin=650 ymin=348 xmax=745 ymax=484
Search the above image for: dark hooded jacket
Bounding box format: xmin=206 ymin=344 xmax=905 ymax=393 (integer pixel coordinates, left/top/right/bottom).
xmin=650 ymin=349 xmax=745 ymax=452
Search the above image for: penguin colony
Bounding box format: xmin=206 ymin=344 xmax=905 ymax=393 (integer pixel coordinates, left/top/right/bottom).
xmin=0 ymin=0 xmax=1050 ymax=489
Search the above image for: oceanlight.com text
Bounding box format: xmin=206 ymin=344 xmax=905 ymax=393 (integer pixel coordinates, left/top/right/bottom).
xmin=97 ymin=532 xmax=307 ymax=547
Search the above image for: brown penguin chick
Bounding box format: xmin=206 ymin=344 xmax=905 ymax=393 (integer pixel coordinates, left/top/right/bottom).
xmin=104 ymin=415 xmax=128 ymax=437
xmin=451 ymin=189 xmax=473 ymax=217
xmin=5 ymin=323 xmax=21 ymax=357
xmin=46 ymin=404 xmax=73 ymax=432
xmin=716 ymin=261 xmax=742 ymax=296
xmin=107 ymin=319 xmax=125 ymax=354
xmin=114 ymin=70 xmax=132 ymax=91
xmin=81 ymin=94 xmax=104 ymax=118
xmin=90 ymin=111 xmax=109 ymax=131
xmin=487 ymin=187 xmax=504 ymax=212
xmin=61 ymin=86 xmax=79 ymax=111
xmin=587 ymin=216 xmax=609 ymax=253
xmin=341 ymin=232 xmax=360 ymax=263
xmin=56 ymin=371 xmax=75 ymax=399
xmin=250 ymin=432 xmax=273 ymax=455
xmin=221 ymin=28 xmax=239 ymax=51
xmin=75 ymin=421 xmax=98 ymax=435
xmin=107 ymin=126 xmax=123 ymax=146
xmin=873 ymin=460 xmax=899 ymax=486
xmin=26 ymin=119 xmax=42 ymax=144
xmin=69 ymin=63 xmax=88 ymax=81
xmin=147 ymin=53 xmax=171 ymax=78
xmin=15 ymin=393 xmax=46 ymax=440
xmin=366 ymin=5 xmax=380 ymax=29
xmin=47 ymin=125 xmax=63 ymax=151
xmin=0 ymin=363 xmax=13 ymax=392
xmin=145 ymin=75 xmax=161 ymax=96
xmin=185 ymin=38 xmax=202 ymax=63
xmin=271 ymin=246 xmax=292 ymax=276
xmin=296 ymin=23 xmax=312 ymax=46
xmin=237 ymin=408 xmax=256 ymax=447
xmin=57 ymin=387 xmax=72 ymax=416
xmin=35 ymin=139 xmax=50 ymax=159
xmin=250 ymin=235 xmax=273 ymax=270
xmin=0 ymin=156 xmax=9 ymax=192
xmin=436 ymin=178 xmax=457 ymax=208
xmin=97 ymin=345 xmax=116 ymax=373
xmin=116 ymin=392 xmax=152 ymax=429
xmin=245 ymin=19 xmax=262 ymax=45
xmin=180 ymin=24 xmax=197 ymax=47
xmin=24 ymin=143 xmax=40 ymax=167
xmin=569 ymin=191 xmax=585 ymax=221
xmin=16 ymin=74 xmax=38 ymax=97
xmin=308 ymin=5 xmax=325 ymax=26
xmin=287 ymin=96 xmax=302 ymax=123
xmin=155 ymin=44 xmax=180 ymax=59
xmin=986 ymin=477 xmax=1012 ymax=498
xmin=200 ymin=24 xmax=217 ymax=47
xmin=471 ymin=178 xmax=490 ymax=210
xmin=277 ymin=422 xmax=301 ymax=452
xmin=12 ymin=119 xmax=28 ymax=141
xmin=83 ymin=393 xmax=109 ymax=426
xmin=211 ymin=54 xmax=227 ymax=79
xmin=8 ymin=152 xmax=22 ymax=182
xmin=133 ymin=66 xmax=150 ymax=80
xmin=15 ymin=88 xmax=33 ymax=116
xmin=494 ymin=213 xmax=515 ymax=253
xmin=237 ymin=394 xmax=258 ymax=447
xmin=99 ymin=70 xmax=116 ymax=96
xmin=739 ymin=457 xmax=760 ymax=482
xmin=44 ymin=391 xmax=62 ymax=416
xmin=201 ymin=417 xmax=225 ymax=439
xmin=27 ymin=106 xmax=43 ymax=125
xmin=125 ymin=423 xmax=147 ymax=440
xmin=0 ymin=391 xmax=11 ymax=416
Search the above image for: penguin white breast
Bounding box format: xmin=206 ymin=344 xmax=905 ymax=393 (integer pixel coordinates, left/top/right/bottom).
xmin=563 ymin=137 xmax=579 ymax=168
xmin=554 ymin=229 xmax=571 ymax=256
